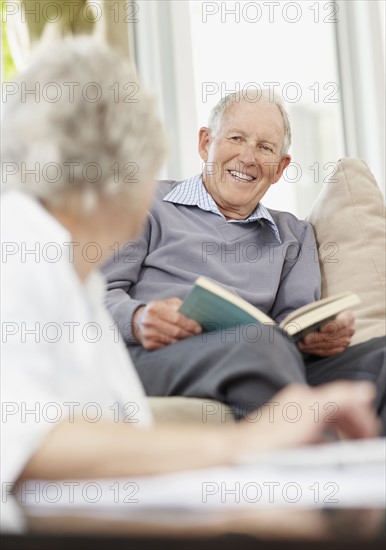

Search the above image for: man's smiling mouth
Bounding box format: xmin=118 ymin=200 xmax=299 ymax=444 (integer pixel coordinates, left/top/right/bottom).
xmin=228 ymin=170 xmax=256 ymax=182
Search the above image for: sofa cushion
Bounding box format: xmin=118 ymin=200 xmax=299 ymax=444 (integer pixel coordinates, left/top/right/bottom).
xmin=148 ymin=396 xmax=235 ymax=425
xmin=307 ymin=157 xmax=386 ymax=346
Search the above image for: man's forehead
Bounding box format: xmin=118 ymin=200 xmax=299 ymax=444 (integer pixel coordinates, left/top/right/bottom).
xmin=225 ymin=98 xmax=281 ymax=119
xmin=219 ymin=100 xmax=285 ymax=135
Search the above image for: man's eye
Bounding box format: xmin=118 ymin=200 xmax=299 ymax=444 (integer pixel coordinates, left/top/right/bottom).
xmin=259 ymin=144 xmax=273 ymax=152
xmin=229 ymin=135 xmax=244 ymax=142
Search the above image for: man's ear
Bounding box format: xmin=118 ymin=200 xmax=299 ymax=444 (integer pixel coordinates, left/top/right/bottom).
xmin=198 ymin=127 xmax=211 ymax=162
xmin=272 ymin=154 xmax=291 ymax=184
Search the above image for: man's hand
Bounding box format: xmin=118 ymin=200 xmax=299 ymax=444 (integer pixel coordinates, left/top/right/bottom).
xmin=132 ymin=298 xmax=202 ymax=350
xmin=297 ymin=310 xmax=356 ymax=357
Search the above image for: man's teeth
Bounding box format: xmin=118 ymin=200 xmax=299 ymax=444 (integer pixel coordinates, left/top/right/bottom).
xmin=229 ymin=170 xmax=254 ymax=181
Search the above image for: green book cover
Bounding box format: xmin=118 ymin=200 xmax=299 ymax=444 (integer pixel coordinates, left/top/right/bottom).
xmin=179 ymin=277 xmax=274 ymax=330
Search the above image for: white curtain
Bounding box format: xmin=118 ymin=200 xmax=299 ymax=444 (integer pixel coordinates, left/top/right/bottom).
xmin=335 ymin=0 xmax=385 ymax=191
xmin=133 ymin=0 xmax=199 ymax=180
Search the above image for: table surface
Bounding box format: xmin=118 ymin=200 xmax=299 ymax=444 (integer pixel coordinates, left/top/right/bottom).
xmin=2 ymin=503 xmax=385 ymax=550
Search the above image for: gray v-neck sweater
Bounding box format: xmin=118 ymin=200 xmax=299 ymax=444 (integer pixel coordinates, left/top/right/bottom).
xmin=101 ymin=180 xmax=321 ymax=344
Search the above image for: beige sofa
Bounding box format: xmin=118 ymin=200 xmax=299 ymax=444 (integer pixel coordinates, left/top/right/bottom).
xmin=148 ymin=158 xmax=386 ymax=425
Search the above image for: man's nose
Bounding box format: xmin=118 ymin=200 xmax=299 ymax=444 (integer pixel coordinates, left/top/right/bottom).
xmin=237 ymin=142 xmax=257 ymax=164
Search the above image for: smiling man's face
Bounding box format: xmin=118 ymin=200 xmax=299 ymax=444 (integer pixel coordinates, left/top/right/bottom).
xmin=198 ymin=99 xmax=291 ymax=220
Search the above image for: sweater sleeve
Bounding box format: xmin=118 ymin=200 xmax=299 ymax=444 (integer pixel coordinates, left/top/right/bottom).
xmin=100 ymin=218 xmax=151 ymax=345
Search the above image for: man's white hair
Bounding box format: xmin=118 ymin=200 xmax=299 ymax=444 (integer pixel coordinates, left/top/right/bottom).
xmin=208 ymin=90 xmax=291 ymax=156
xmin=1 ymin=36 xmax=166 ymax=212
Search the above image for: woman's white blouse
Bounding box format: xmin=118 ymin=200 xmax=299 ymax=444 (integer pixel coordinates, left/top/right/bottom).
xmin=1 ymin=191 xmax=153 ymax=484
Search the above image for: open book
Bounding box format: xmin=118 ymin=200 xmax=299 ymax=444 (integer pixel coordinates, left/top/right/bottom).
xmin=179 ymin=277 xmax=360 ymax=340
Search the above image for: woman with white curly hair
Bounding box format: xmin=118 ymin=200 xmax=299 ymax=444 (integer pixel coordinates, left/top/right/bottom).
xmin=1 ymin=37 xmax=379 ymax=485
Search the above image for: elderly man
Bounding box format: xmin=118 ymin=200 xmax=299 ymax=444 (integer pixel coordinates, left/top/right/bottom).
xmin=102 ymin=92 xmax=385 ymax=424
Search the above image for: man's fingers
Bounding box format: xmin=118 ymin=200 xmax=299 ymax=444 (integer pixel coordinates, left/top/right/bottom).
xmin=300 ymin=334 xmax=351 ymax=347
xmin=302 ymin=326 xmax=350 ymax=345
xmin=143 ymin=308 xmax=201 ymax=337
xmin=143 ymin=317 xmax=199 ymax=341
xmin=164 ymin=297 xmax=183 ymax=307
xmin=146 ymin=300 xmax=202 ymax=334
xmin=167 ymin=311 xmax=202 ymax=334
xmin=299 ymin=314 xmax=354 ymax=356
xmin=298 ymin=338 xmax=351 ymax=355
xmin=166 ymin=299 xmax=203 ymax=334
xmin=319 ymin=311 xmax=355 ymax=334
xmin=334 ymin=310 xmax=356 ymax=326
xmin=136 ymin=298 xmax=202 ymax=349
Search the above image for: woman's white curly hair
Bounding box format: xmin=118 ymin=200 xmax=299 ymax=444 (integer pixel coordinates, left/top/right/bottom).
xmin=2 ymin=36 xmax=166 ymax=213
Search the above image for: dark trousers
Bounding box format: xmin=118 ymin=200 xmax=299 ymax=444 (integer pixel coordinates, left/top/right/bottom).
xmin=129 ymin=326 xmax=386 ymax=427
